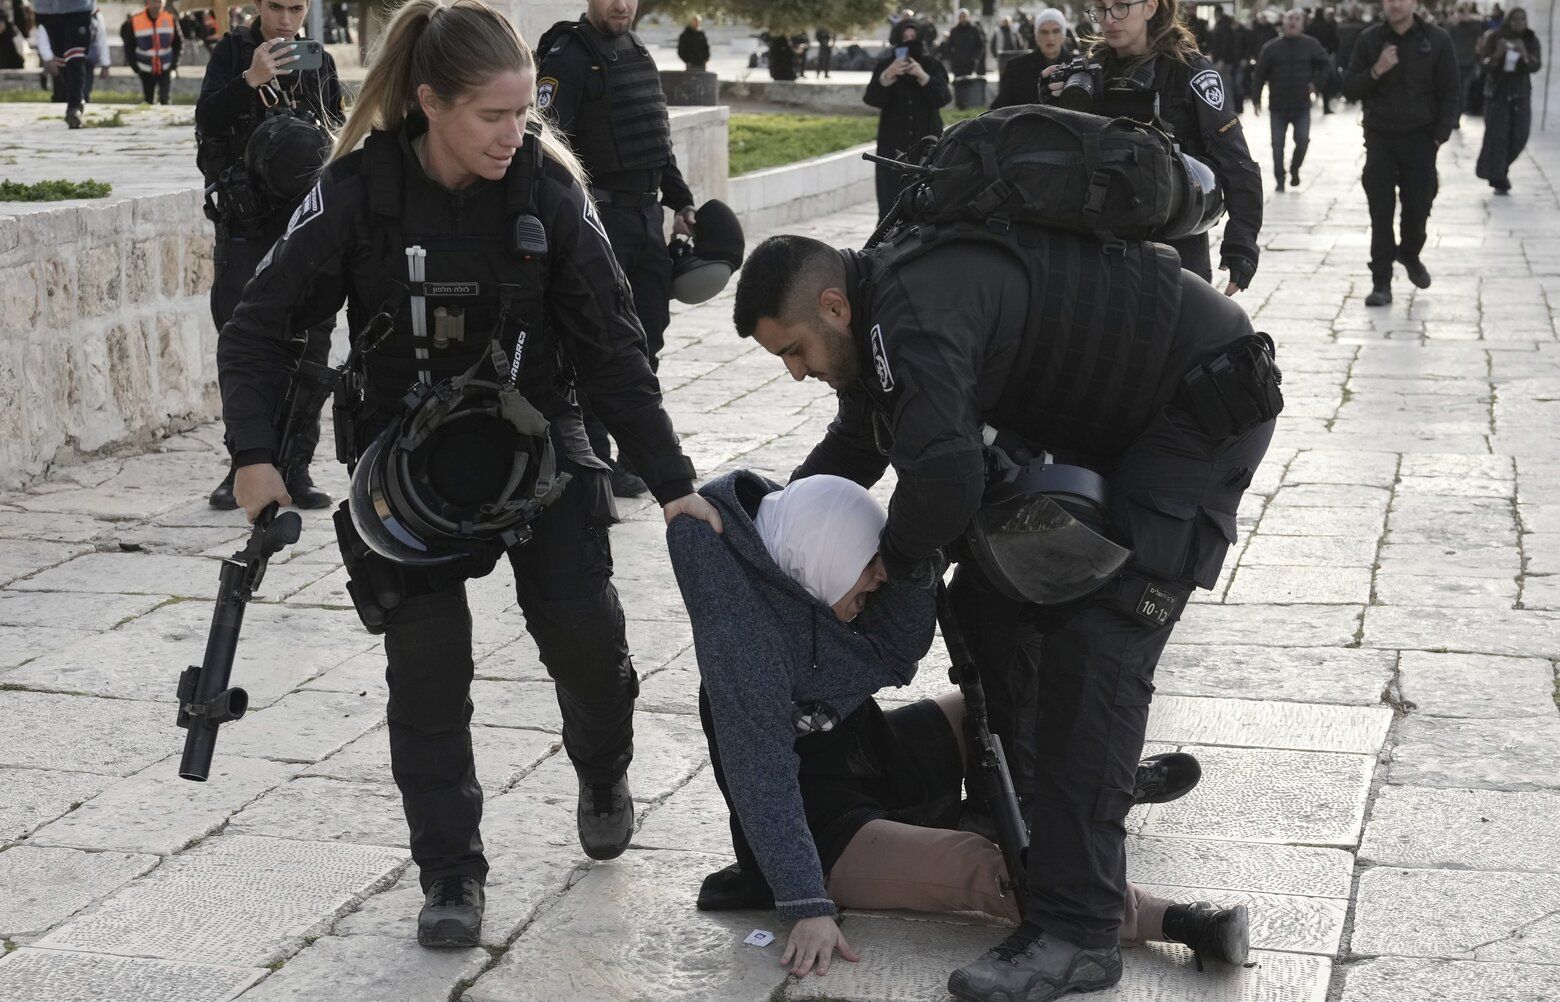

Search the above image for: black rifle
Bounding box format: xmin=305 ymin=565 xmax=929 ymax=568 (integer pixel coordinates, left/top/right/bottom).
xmin=936 ymin=580 xmax=1030 ymax=914
xmin=175 ymin=354 xmax=335 ymax=781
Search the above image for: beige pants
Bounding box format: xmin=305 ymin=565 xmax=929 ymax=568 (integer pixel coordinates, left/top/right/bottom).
xmin=824 ymin=693 xmax=1172 ymax=945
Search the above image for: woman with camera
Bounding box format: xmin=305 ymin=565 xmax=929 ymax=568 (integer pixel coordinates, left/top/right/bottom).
xmin=218 ymin=0 xmax=719 ymax=949
xmin=1045 ymin=0 xmax=1264 ymax=295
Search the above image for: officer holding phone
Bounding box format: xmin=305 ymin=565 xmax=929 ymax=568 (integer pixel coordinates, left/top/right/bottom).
xmin=196 ymin=0 xmax=343 ymax=512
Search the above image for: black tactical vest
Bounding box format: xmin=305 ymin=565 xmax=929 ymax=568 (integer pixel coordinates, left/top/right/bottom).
xmin=1102 ymin=55 xmax=1206 ymax=161
xmin=552 ymin=22 xmax=673 ymax=177
xmin=353 ymin=128 xmax=564 ymax=421
xmin=873 ymin=223 xmax=1184 ymax=458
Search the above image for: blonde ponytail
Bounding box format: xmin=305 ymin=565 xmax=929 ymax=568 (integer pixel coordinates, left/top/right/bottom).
xmin=329 ymin=0 xmax=591 ymax=194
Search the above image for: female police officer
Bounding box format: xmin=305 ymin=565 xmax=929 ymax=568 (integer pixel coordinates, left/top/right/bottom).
xmin=1048 ymin=0 xmax=1263 ymax=294
xmin=218 ymin=0 xmax=720 ymax=949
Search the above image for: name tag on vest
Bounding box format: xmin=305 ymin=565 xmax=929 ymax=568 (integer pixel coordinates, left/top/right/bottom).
xmin=422 ymin=282 xmax=481 ymax=297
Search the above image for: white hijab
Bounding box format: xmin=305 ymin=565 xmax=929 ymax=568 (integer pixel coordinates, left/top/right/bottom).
xmin=1035 ymin=8 xmax=1068 ymax=31
xmin=755 ymin=475 xmax=886 ymax=608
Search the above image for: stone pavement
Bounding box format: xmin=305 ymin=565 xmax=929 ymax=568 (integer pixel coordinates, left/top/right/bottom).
xmin=2 ymin=108 xmax=1559 ymax=1002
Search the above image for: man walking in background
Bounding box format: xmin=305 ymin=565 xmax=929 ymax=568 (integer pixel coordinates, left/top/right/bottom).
xmin=1253 ymin=9 xmax=1332 ymax=191
xmin=1343 ymin=0 xmax=1459 ymax=306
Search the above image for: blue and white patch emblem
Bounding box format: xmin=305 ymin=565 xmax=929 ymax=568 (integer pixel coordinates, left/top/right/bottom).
xmin=582 ymin=196 xmax=609 ymax=242
xmin=870 ymin=323 xmax=895 ymax=393
xmin=537 ymin=77 xmax=558 ymax=112
xmin=284 ymin=181 xmax=323 ymax=238
xmin=1191 ymin=69 xmax=1225 ymax=111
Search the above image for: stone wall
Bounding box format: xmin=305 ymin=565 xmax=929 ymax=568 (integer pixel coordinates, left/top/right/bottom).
xmin=728 ymin=143 xmax=875 ymax=236
xmin=0 ymin=191 xmax=217 ymax=490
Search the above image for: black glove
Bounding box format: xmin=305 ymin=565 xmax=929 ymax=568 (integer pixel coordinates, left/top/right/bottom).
xmin=1221 ymin=253 xmax=1256 ymax=290
xmin=906 ymin=548 xmax=951 ymax=591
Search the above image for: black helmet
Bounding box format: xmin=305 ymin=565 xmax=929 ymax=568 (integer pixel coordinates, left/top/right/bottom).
xmin=963 ymin=463 xmax=1132 ymax=605
xmin=670 ymin=198 xmax=745 ymax=305
xmin=348 ymin=359 xmax=570 ymax=567
xmin=1156 ymin=150 xmax=1225 ymax=241
xmin=245 ymin=110 xmax=331 ymax=203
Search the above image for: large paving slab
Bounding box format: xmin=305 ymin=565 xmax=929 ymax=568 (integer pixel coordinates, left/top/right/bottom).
xmin=1338 ymin=957 xmax=1560 ymax=1002
xmin=0 ymin=767 xmax=117 ymax=845
xmin=36 ymin=834 xmax=407 ymax=966
xmin=1351 ymin=868 xmax=1560 ymax=963
xmin=1394 ymin=651 xmax=1558 ymax=717
xmin=464 ymin=850 xmax=788 ymax=1001
xmin=1143 ymin=695 xmax=1391 ymax=754
xmin=0 ymin=690 xmax=175 ymax=776
xmin=27 ymin=755 xmax=297 ymax=855
xmin=231 ymin=933 xmax=488 ymax=1001
xmin=0 ymin=845 xmax=159 ymax=939
xmin=1387 ymin=714 xmax=1560 ymax=791
xmin=1136 ymin=746 xmax=1374 ymax=847
xmin=7 ymin=601 xmax=379 ymax=707
xmin=1359 ymin=785 xmax=1560 ymax=872
xmin=1153 ymin=646 xmax=1396 ymax=706
xmin=0 ymin=949 xmax=265 ymax=1002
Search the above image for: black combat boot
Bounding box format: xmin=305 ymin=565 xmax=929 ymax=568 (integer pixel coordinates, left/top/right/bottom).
xmin=1133 ymin=752 xmax=1202 ymax=805
xmin=697 ymin=863 xmax=775 ymax=911
xmin=578 ymin=777 xmax=634 ymax=860
xmin=208 ymin=466 xmax=238 ymax=510
xmin=417 ymin=875 xmax=484 ymax=948
xmin=948 ymin=923 xmax=1123 ymax=1002
xmin=284 ymin=464 xmax=333 ymax=509
xmin=1395 ymin=249 xmax=1432 ymax=289
xmin=1365 ymin=284 xmax=1393 ymax=307
xmin=1162 ymin=901 xmax=1250 ymax=969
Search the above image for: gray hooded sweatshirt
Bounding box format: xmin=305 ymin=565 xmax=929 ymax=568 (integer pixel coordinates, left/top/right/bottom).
xmin=667 ymin=470 xmax=936 ymax=920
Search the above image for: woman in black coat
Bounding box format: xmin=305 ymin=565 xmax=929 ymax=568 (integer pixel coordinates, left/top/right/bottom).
xmin=864 ymin=22 xmax=952 ymax=220
xmin=1475 ymin=7 xmax=1542 ymax=194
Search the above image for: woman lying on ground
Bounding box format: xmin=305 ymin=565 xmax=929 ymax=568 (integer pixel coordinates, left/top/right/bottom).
xmin=667 ymin=471 xmax=1250 ymax=978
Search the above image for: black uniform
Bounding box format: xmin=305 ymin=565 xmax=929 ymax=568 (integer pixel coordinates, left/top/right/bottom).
xmin=864 ymin=43 xmax=952 ymax=220
xmin=196 ymin=24 xmax=343 ymax=470
xmin=537 ymin=17 xmax=693 ymax=469
xmin=217 ymin=121 xmax=695 ymax=891
xmin=989 ymin=48 xmax=1069 ymax=110
xmin=792 ymin=226 xmax=1276 ymax=948
xmin=1086 ymin=52 xmax=1263 ymax=286
xmin=1342 ymin=15 xmax=1459 ymax=286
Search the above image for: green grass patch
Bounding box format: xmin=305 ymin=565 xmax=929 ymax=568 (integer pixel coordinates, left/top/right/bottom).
xmin=729 ymin=114 xmax=877 ymax=175
xmin=0 ymin=89 xmax=197 ymax=105
xmin=729 ymin=107 xmax=986 ymax=176
xmin=0 ymin=178 xmax=112 ymax=201
xmin=82 ymin=109 xmax=130 ymax=128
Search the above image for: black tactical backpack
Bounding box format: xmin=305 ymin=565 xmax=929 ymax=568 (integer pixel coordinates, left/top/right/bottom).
xmin=873 ymin=104 xmax=1188 ymax=245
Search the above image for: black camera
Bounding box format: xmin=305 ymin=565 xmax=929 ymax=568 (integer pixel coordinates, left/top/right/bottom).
xmin=1052 ymin=56 xmax=1103 ymax=112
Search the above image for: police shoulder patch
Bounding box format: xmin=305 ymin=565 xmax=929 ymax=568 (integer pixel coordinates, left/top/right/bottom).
xmin=537 ymin=77 xmax=559 ymax=111
xmin=284 ymin=181 xmax=324 ymax=238
xmin=870 ymin=323 xmax=895 ymax=393
xmin=1190 ymin=68 xmax=1226 ymax=111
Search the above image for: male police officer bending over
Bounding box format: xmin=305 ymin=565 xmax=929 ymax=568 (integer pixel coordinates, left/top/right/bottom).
xmin=198 ymin=0 xmax=342 ymax=511
xmin=536 ymin=0 xmax=698 ymax=499
xmin=733 ymin=226 xmax=1280 ymax=999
